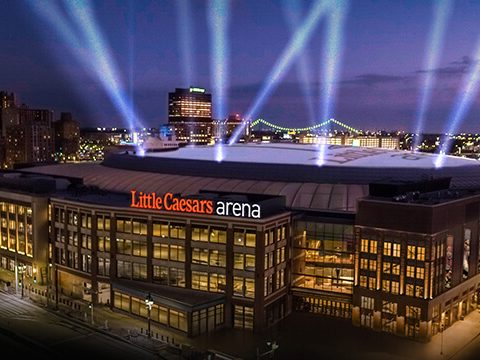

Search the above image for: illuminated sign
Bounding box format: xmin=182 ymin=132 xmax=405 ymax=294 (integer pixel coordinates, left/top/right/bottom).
xmin=189 ymin=87 xmax=206 ymax=93
xmin=130 ymin=191 xmax=261 ymax=219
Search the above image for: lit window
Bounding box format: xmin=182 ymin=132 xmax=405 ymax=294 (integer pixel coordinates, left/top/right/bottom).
xmin=361 ymin=239 xmax=369 ymax=253
xmin=370 ymin=240 xmax=377 ymax=254
xmin=383 ymin=242 xmax=392 ymax=256
xmin=417 ymin=247 xmax=425 ymax=261
xmin=407 ymin=245 xmax=416 ymax=259
xmin=392 ymin=243 xmax=401 ymax=257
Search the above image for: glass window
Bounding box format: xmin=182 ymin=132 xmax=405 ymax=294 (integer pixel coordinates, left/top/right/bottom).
xmin=392 ymin=243 xmax=401 ymax=257
xmin=407 ymin=245 xmax=416 ymax=259
xmin=209 ymin=249 xmax=226 ymax=267
xmin=159 ymin=244 xmax=169 ymax=260
xmin=210 ymin=228 xmax=227 ymax=243
xmin=192 ymin=271 xmax=208 ymax=291
xmin=192 ymin=226 xmax=209 ymax=241
xmin=170 ymin=245 xmax=185 ymax=262
xmin=132 ymin=262 xmax=147 ymax=279
xmin=407 ymin=265 xmax=415 ymax=278
xmin=153 ymin=222 xmax=169 ymax=237
xmin=370 ymin=240 xmax=377 ymax=254
xmin=192 ymin=248 xmax=209 ymax=265
xmin=245 ymin=254 xmax=255 ymax=271
xmin=391 ymin=281 xmax=399 ymax=294
xmin=361 ymin=296 xmax=374 ymax=310
xmin=234 ymin=253 xmax=244 ymax=270
xmin=417 ymin=247 xmax=425 ymax=261
xmin=406 ymin=306 xmax=421 ymax=319
xmin=361 ymin=239 xmax=369 ymax=252
xmin=209 ymin=273 xmax=226 ymax=293
xmin=383 ymin=242 xmax=392 ymax=256
xmin=234 ymin=231 xmax=245 ymax=246
xmin=132 ymin=240 xmax=147 ymax=257
xmin=170 ymin=223 xmax=186 ymax=239
xmin=406 ymin=283 xmax=414 ymax=296
xmin=246 ymin=232 xmax=256 ymax=247
xmin=392 ymin=263 xmax=400 ymax=275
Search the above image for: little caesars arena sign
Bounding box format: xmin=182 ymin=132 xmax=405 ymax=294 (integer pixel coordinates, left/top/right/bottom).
xmin=130 ymin=190 xmax=261 ymax=219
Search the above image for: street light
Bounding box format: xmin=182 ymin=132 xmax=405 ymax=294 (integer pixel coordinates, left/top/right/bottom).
xmin=145 ymin=292 xmax=154 ymax=338
xmin=17 ymin=264 xmax=27 ymax=298
xmin=88 ymin=302 xmax=94 ymax=325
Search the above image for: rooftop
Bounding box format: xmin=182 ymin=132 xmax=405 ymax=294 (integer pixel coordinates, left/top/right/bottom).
xmin=136 ymin=143 xmax=478 ymax=169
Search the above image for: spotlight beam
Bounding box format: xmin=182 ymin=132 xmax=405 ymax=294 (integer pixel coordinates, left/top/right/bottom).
xmin=176 ymin=0 xmax=195 ymax=86
xmin=413 ymin=0 xmax=452 ymax=150
xmin=436 ymin=37 xmax=480 ymax=168
xmin=282 ymin=0 xmax=316 ymax=125
xmin=63 ymin=0 xmax=144 ymax=131
xmin=228 ymin=0 xmax=330 ymax=145
xmin=320 ymin=0 xmax=348 ymax=122
xmin=317 ymin=0 xmax=349 ymax=166
xmin=208 ymin=0 xmax=231 ymax=162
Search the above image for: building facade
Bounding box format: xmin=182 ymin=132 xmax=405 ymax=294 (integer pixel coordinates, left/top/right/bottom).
xmin=168 ymin=87 xmax=213 ymax=144
xmin=1 ymin=144 xmax=479 ymax=341
xmin=54 ymin=112 xmax=80 ymax=162
xmin=353 ymin=185 xmax=480 ymax=340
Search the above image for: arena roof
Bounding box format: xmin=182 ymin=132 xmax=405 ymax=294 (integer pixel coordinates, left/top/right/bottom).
xmin=101 ymin=144 xmax=480 ymax=188
xmin=20 ymin=144 xmax=480 ymax=213
xmin=20 ymin=162 xmax=366 ymax=213
xmin=138 ymin=143 xmax=479 ymax=169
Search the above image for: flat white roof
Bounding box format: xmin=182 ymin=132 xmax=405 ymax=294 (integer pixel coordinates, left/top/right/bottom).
xmin=141 ymin=144 xmax=479 ymax=169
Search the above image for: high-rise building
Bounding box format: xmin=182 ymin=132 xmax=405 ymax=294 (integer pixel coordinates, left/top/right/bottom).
xmin=213 ymin=114 xmax=248 ymax=143
xmin=0 ymin=91 xmax=55 ymax=168
xmin=5 ymin=107 xmax=55 ymax=168
xmin=0 ymin=91 xmax=15 ymax=109
xmin=168 ymin=87 xmax=213 ymax=144
xmin=54 ymin=112 xmax=80 ymax=161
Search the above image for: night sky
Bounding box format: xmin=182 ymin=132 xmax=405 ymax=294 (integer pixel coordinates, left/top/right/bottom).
xmin=2 ymin=0 xmax=480 ymax=132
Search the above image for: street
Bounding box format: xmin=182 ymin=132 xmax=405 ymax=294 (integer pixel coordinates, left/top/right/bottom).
xmin=0 ymin=289 xmax=159 ymax=359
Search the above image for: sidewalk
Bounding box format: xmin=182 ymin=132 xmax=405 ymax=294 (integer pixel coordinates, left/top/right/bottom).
xmin=18 ymin=288 xmax=202 ymax=360
xmin=422 ymin=309 xmax=480 ymax=360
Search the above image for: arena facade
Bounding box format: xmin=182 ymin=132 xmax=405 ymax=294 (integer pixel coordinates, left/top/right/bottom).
xmin=1 ymin=143 xmax=480 ymax=341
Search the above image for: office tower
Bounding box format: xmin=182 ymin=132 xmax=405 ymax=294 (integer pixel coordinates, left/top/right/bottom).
xmin=168 ymin=87 xmax=213 ymax=144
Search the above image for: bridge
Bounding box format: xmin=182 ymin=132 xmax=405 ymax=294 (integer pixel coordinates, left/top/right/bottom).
xmin=249 ymin=118 xmax=361 ymax=134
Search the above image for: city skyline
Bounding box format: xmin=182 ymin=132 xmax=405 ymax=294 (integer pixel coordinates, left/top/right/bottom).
xmin=2 ymin=1 xmax=480 ymax=132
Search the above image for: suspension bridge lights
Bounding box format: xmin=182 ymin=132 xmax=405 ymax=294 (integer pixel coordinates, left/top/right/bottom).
xmin=17 ymin=264 xmax=27 ymax=298
xmin=145 ymin=292 xmax=154 ymax=338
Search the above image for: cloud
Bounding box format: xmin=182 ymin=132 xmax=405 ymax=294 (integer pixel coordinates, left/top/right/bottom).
xmin=340 ymin=74 xmax=408 ymax=86
xmin=416 ymin=55 xmax=473 ymax=76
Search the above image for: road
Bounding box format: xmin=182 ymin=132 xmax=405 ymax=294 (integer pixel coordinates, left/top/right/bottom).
xmin=0 ymin=289 xmax=159 ymax=359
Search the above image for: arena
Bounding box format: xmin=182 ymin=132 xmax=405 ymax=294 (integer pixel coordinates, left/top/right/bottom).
xmin=1 ymin=143 xmax=480 ymax=340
